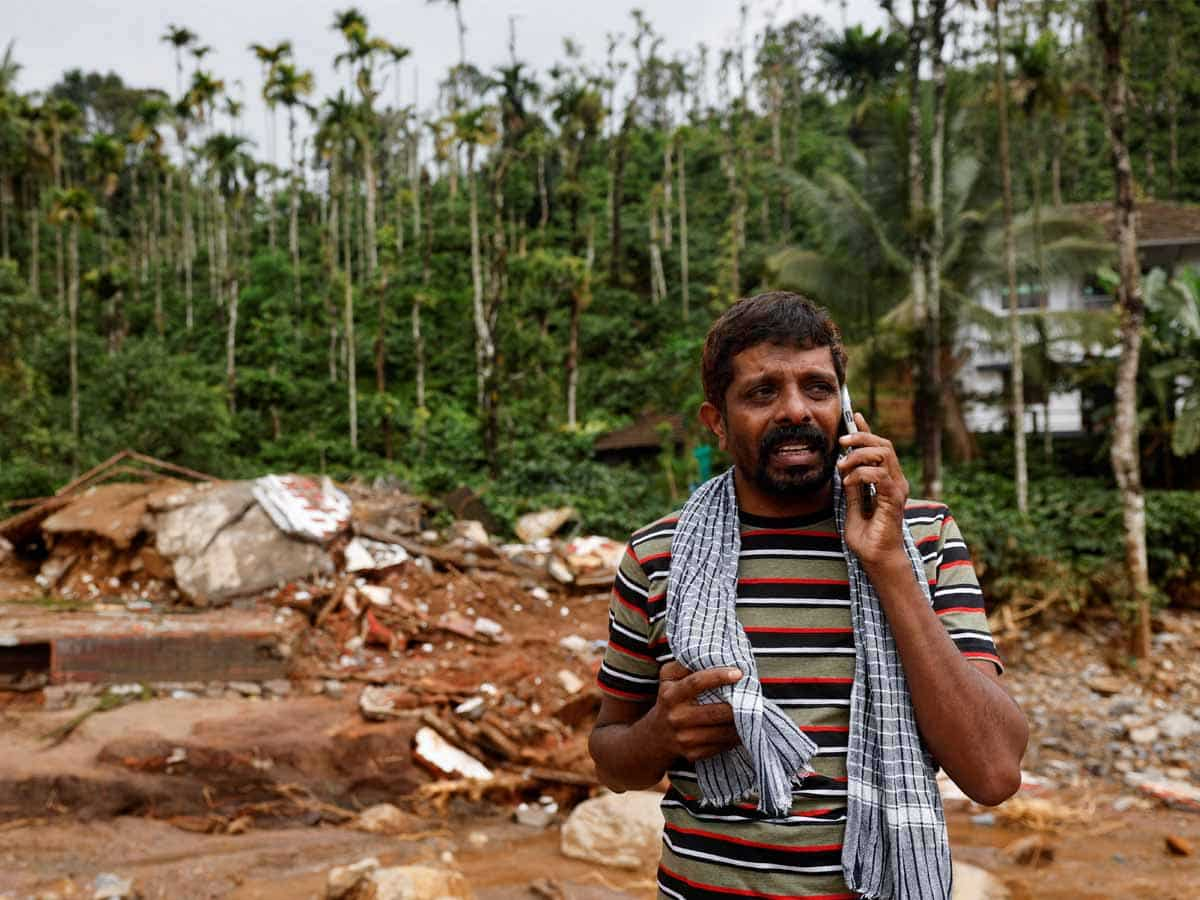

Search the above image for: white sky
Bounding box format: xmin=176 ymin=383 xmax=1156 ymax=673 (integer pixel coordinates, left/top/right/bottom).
xmin=9 ymin=0 xmax=886 ymax=163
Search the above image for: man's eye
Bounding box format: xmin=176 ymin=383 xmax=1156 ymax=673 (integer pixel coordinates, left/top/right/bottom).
xmin=808 ymin=384 xmax=834 ymax=398
xmin=748 ymin=385 xmax=775 ymax=400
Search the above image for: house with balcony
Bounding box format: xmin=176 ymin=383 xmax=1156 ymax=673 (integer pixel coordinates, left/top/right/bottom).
xmin=960 ymin=201 xmax=1200 ymax=436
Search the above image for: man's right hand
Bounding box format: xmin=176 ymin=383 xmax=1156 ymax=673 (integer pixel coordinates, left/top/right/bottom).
xmin=650 ymin=661 xmax=744 ymax=762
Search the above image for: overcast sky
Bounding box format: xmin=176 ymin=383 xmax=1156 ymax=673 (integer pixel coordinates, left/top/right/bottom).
xmin=9 ymin=1 xmax=886 ymax=162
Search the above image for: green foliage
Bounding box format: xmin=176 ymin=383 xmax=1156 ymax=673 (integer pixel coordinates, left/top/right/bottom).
xmin=944 ymin=463 xmax=1198 ymax=615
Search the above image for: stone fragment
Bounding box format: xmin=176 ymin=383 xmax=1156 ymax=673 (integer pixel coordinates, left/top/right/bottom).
xmin=556 ymin=669 xmax=584 ymax=695
xmin=452 ymin=520 xmax=489 ymax=546
xmin=353 ymin=803 xmax=419 ymax=835
xmin=1005 ymin=834 xmax=1056 ymax=867
xmin=1129 ymin=726 xmax=1160 ymax=745
xmin=413 ymin=726 xmax=492 ymax=781
xmin=561 ymin=790 xmax=664 ymax=869
xmin=1086 ymin=675 xmax=1125 ymax=696
xmin=515 ymin=507 xmax=577 ymax=543
xmin=1159 ymin=712 xmax=1199 ymax=741
xmin=92 ymin=873 xmax=134 ymax=900
xmin=473 ymin=617 xmax=503 ymax=638
xmin=326 ymin=857 xmax=379 ymax=900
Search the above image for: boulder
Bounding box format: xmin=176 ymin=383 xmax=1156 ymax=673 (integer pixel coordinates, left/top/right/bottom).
xmin=372 ymin=865 xmax=473 ymax=900
xmin=155 ymin=482 xmax=332 ymax=604
xmin=560 ymin=790 xmax=664 ymax=870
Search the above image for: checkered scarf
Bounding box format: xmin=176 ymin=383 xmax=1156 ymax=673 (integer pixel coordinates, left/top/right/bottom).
xmin=665 ymin=468 xmax=952 ymax=900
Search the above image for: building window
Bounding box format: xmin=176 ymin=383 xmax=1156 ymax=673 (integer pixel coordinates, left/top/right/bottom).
xmin=1017 ymin=283 xmax=1047 ymax=309
xmin=1082 ymin=275 xmax=1113 ymax=309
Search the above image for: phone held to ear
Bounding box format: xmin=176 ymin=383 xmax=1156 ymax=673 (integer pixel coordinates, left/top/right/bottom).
xmin=839 ymin=384 xmax=877 ymax=518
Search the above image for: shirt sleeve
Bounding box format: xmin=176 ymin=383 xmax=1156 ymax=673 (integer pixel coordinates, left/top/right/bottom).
xmin=906 ymin=502 xmax=1004 ymax=674
xmin=596 ymin=538 xmax=664 ymax=702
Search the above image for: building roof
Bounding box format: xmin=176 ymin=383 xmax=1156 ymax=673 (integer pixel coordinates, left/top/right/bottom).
xmin=1066 ymin=201 xmax=1200 ymax=246
xmin=593 ymin=412 xmax=687 ymax=453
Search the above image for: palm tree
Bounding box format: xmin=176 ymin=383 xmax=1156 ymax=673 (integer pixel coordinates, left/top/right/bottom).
xmin=47 ymin=186 xmax=97 ymax=474
xmin=160 ymin=24 xmax=197 ymax=100
xmin=315 ymin=90 xmax=362 ymax=449
xmin=249 ymin=40 xmax=292 ymax=251
xmin=200 ymin=132 xmax=253 ymax=411
xmin=768 ymin=152 xmax=1109 ymax=457
xmin=265 ymin=61 xmax=314 ymax=322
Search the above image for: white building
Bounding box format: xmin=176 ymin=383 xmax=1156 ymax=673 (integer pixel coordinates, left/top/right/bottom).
xmin=960 ymin=201 xmax=1200 ymax=436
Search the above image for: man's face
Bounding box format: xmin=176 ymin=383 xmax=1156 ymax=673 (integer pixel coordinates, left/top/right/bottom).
xmin=700 ymin=342 xmax=841 ymax=516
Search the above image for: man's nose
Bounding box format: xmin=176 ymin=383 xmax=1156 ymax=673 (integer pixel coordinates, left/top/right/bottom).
xmin=774 ymin=385 xmax=812 ymax=424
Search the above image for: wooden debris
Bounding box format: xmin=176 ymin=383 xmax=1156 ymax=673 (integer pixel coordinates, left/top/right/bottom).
xmin=1166 ymin=835 xmax=1193 ymax=856
xmin=1005 ymin=834 xmax=1056 ymax=867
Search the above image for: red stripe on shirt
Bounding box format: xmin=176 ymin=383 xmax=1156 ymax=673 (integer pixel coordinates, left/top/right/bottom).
xmin=658 ymin=863 xmax=857 ymax=900
xmin=936 ymin=605 xmax=983 ymax=616
xmin=667 ymin=823 xmax=842 ymax=854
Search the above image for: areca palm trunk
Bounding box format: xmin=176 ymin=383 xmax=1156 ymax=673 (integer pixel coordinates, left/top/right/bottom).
xmin=1095 ymin=0 xmax=1150 ymax=659
xmin=152 ymin=168 xmax=164 ymax=336
xmin=678 ymin=135 xmax=689 ymax=317
xmin=924 ymin=0 xmax=947 ymax=498
xmin=413 ymin=169 xmax=432 ymax=457
xmin=648 ymin=189 xmax=667 ymax=304
xmin=182 ymin=173 xmax=195 ymax=330
xmin=343 ymin=161 xmax=358 ymax=452
xmin=28 ymin=189 xmax=40 ymax=299
xmin=363 ymin=135 xmax=390 ymax=460
xmin=992 ymin=0 xmax=1028 ymax=515
xmin=567 ymin=219 xmax=594 ymax=429
xmin=222 ymin=198 xmax=237 ymax=412
xmin=288 ymin=109 xmax=301 ymax=325
xmin=467 ymin=142 xmax=485 ymax=410
xmin=68 ymin=218 xmax=79 ymax=474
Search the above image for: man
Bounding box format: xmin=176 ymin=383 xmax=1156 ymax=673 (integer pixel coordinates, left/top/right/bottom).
xmin=589 ymin=292 xmax=1027 ymax=900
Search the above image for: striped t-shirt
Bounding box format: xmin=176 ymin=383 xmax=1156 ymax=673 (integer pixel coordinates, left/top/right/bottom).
xmin=598 ymin=500 xmax=1001 ymax=900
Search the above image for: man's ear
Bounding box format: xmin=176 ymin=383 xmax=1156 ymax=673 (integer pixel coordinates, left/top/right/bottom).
xmin=699 ymin=401 xmax=728 ymax=451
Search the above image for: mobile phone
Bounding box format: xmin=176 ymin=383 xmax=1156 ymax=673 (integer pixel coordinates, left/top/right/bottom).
xmin=839 ymin=384 xmax=877 ymax=517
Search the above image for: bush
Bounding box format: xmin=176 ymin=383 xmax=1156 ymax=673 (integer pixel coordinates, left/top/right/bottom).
xmin=943 ymin=463 xmax=1199 ymax=614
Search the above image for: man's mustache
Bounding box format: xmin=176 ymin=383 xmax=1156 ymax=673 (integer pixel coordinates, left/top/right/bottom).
xmin=758 ymin=423 xmax=831 ymax=458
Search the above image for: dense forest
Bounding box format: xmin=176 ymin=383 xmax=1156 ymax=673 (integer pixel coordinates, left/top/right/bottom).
xmin=3 ymin=2 xmax=1200 ymax=648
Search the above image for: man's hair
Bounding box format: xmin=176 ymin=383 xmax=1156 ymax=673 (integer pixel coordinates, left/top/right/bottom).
xmin=701 ymin=291 xmax=848 ymax=409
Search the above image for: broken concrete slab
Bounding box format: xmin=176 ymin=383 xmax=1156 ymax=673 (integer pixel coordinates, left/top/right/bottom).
xmin=252 ymin=475 xmax=352 ymax=543
xmin=41 ymin=480 xmax=188 ymax=550
xmin=157 ymin=488 xmax=332 ymax=604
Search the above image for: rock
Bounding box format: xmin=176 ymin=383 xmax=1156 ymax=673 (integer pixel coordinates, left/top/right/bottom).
xmin=1166 ymin=835 xmax=1193 ymax=856
xmin=473 ymin=617 xmax=503 ymax=638
xmin=1128 ymin=726 xmax=1159 ymax=745
xmin=970 ymin=812 xmax=996 ymax=827
xmin=156 ymin=483 xmax=333 ymax=604
xmin=229 ymin=681 xmax=262 ymax=697
xmin=951 ymin=860 xmax=1010 ymax=899
xmin=327 ymin=857 xmax=380 ymax=899
xmin=515 ymin=800 xmax=557 ymax=829
xmin=454 ymin=696 xmax=487 ymax=720
xmin=358 ymin=584 xmax=394 ymax=607
xmin=556 ymin=669 xmax=584 ymax=695
xmin=371 ymin=865 xmax=473 ymax=900
xmin=92 ymin=873 xmax=135 ymax=900
xmin=413 ymin=726 xmax=492 ymax=781
xmin=558 ymin=634 xmax=590 ymax=656
xmin=324 ymin=679 xmax=345 ymax=699
xmin=353 ymin=803 xmax=419 ymax=835
xmin=1004 ymin=834 xmax=1056 ymax=867
xmin=1086 ymin=675 xmax=1125 ymax=696
xmin=515 ymin=507 xmax=577 ymax=543
xmin=345 ymin=539 xmax=410 ymax=573
xmin=1158 ymin=712 xmax=1199 ymax=741
xmin=561 ymin=790 xmax=664 ymax=870
xmin=263 ymin=679 xmax=292 ymax=698
xmin=452 ymin=520 xmax=490 ymax=546
xmin=0 ymin=535 xmax=12 ymax=564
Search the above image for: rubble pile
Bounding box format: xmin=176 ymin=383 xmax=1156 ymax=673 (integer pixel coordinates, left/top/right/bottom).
xmin=0 ymin=452 xmax=623 ymax=609
xmin=994 ymin=610 xmax=1200 ymax=810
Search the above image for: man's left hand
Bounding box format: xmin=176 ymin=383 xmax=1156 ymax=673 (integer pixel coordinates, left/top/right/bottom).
xmin=836 ymin=413 xmax=909 ymax=570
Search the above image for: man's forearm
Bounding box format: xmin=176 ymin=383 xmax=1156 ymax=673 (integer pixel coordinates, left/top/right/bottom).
xmin=589 ymin=706 xmax=675 ymax=792
xmin=868 ymin=555 xmax=1028 ymax=806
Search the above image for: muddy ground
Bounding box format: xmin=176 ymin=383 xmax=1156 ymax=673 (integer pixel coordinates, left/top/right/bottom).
xmin=0 ymin=583 xmax=1198 ymax=898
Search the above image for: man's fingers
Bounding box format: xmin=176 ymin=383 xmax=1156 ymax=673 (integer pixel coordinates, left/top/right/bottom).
xmin=660 ymin=661 xmax=691 ymax=683
xmin=670 ymin=700 xmax=736 ymax=728
xmin=854 ymin=412 xmax=872 ymax=435
xmin=677 ymin=666 xmax=742 ymax=699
